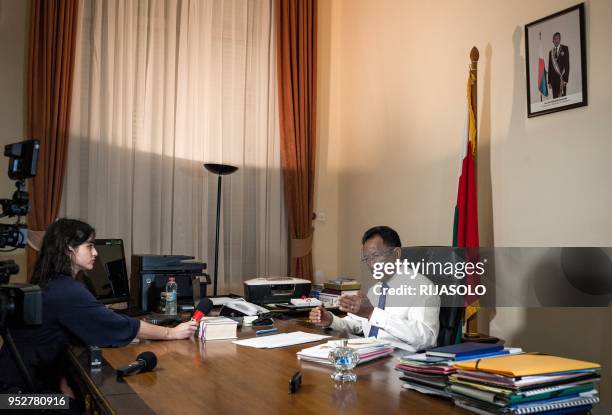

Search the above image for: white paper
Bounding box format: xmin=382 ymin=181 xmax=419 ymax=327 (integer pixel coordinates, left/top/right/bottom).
xmin=233 ymin=331 xmax=330 ymax=348
xmin=211 ymin=297 xmax=241 ymax=306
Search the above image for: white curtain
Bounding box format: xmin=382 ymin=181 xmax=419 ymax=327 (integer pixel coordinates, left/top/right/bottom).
xmin=61 ymin=0 xmax=288 ymax=295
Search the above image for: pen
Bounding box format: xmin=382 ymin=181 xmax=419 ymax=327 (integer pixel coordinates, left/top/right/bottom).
xmin=256 ymin=328 xmax=278 ymax=335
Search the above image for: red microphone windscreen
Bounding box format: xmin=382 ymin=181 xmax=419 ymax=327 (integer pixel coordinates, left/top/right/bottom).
xmin=192 ymin=298 xmax=214 ymax=322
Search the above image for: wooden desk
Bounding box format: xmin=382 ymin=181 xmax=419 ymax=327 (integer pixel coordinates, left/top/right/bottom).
xmin=68 ymin=319 xmax=468 ymax=415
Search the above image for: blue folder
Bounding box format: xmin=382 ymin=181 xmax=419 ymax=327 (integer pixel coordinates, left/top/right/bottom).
xmin=425 ymin=342 xmax=504 ymax=359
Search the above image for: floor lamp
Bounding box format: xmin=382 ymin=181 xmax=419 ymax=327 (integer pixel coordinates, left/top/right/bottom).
xmin=204 ymin=163 xmax=238 ymax=297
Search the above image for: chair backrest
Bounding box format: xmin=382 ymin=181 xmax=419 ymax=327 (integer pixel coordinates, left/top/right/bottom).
xmin=402 ymin=245 xmax=465 ymax=347
xmin=436 ymin=306 xmax=463 ymax=346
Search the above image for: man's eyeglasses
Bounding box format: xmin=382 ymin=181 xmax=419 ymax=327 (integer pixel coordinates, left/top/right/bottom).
xmin=360 ymin=247 xmax=396 ymax=263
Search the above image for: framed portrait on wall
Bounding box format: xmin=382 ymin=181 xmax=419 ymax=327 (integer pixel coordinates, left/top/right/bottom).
xmin=524 ymin=3 xmax=587 ymax=117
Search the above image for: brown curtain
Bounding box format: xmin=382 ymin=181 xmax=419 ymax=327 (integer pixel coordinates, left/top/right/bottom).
xmin=275 ymin=0 xmax=317 ymax=280
xmin=26 ymin=0 xmax=80 ymax=280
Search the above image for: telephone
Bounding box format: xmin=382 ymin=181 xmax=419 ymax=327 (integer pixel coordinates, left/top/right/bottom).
xmin=219 ymin=299 xmax=268 ymax=317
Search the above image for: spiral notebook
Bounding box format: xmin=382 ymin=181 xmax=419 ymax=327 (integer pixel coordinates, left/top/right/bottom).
xmin=512 ymin=394 xmax=599 ymax=415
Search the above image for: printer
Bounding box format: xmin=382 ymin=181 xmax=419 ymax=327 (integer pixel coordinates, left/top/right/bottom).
xmin=244 ymin=277 xmax=311 ymax=305
xmin=131 ymin=255 xmax=208 ymax=312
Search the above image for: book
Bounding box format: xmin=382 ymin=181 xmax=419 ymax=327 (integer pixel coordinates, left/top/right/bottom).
xmin=426 ymin=342 xmax=504 ymax=359
xmin=324 ymin=278 xmax=361 ymax=291
xmin=198 ymin=316 xmax=238 ymax=341
xmin=321 ymin=288 xmax=360 ymax=296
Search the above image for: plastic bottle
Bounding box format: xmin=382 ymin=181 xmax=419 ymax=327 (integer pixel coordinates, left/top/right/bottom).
xmin=165 ymin=277 xmax=178 ymax=315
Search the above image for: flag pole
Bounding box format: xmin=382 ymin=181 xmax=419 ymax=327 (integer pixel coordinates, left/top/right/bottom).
xmin=462 ymin=48 xmax=499 ymax=344
xmin=466 ymin=46 xmax=479 ymax=337
xmin=539 ymin=32 xmax=543 ymax=102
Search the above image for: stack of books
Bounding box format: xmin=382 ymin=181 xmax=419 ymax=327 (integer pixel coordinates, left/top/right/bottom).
xmin=297 ymin=338 xmax=393 ymax=365
xmin=449 ymin=354 xmax=601 ymax=415
xmin=198 ymin=316 xmax=238 ymax=341
xmin=396 ymin=342 xmax=522 ymax=397
xmin=319 ymin=278 xmax=361 ymax=307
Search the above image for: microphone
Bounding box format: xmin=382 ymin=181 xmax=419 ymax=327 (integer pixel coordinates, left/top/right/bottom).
xmin=116 ymin=351 xmax=157 ymax=377
xmin=191 ymin=298 xmax=214 ymax=322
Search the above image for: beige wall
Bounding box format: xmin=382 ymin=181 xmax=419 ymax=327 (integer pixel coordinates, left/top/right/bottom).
xmin=315 ymin=0 xmax=612 ymax=402
xmin=0 ymin=0 xmax=28 ymax=283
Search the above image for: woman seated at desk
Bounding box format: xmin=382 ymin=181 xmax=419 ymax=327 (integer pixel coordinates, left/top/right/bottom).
xmin=0 ymin=219 xmax=197 ymax=396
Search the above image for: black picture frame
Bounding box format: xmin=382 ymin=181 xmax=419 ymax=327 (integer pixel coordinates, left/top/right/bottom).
xmin=524 ymin=3 xmax=587 ymax=117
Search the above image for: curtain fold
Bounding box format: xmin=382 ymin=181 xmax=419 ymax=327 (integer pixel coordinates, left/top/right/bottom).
xmin=275 ymin=0 xmax=317 ymax=280
xmin=26 ymin=0 xmax=80 ymax=280
xmin=62 ymin=0 xmax=287 ymax=294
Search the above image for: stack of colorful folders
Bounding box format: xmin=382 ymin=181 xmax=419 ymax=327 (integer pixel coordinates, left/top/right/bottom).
xmin=396 ymin=342 xmax=522 ymax=398
xmin=450 ymin=354 xmax=601 ymax=414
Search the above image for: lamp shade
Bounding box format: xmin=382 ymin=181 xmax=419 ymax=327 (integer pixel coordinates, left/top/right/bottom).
xmin=204 ymin=163 xmax=238 ymax=175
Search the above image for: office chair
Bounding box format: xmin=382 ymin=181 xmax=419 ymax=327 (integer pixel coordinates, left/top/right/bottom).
xmin=436 ymin=306 xmax=463 ymax=346
xmin=402 ymin=246 xmax=465 ymax=347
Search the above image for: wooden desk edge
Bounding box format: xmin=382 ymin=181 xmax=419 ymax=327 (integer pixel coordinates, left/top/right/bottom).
xmin=66 ymin=347 xmax=117 ymax=415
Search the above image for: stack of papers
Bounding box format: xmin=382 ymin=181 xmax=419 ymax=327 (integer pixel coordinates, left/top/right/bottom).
xmin=450 ymin=354 xmax=601 ymax=414
xmin=198 ymin=317 xmax=238 ymax=341
xmin=297 ymin=338 xmax=394 ymax=365
xmin=233 ymin=331 xmax=330 ymax=349
xmin=396 ymin=344 xmax=523 ymax=398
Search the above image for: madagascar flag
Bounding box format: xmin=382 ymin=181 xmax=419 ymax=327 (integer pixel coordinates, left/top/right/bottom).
xmin=453 ymin=71 xmax=480 ymax=321
xmin=538 ymin=41 xmax=548 ymax=97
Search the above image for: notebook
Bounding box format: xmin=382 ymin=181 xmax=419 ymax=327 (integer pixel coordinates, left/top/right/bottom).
xmin=426 ymin=342 xmax=504 ymax=359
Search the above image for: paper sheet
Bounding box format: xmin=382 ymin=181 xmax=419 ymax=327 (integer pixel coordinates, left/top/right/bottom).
xmin=233 ymin=331 xmax=330 ymax=349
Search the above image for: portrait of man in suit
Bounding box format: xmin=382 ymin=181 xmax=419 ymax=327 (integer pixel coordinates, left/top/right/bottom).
xmin=547 ymin=32 xmax=570 ymax=98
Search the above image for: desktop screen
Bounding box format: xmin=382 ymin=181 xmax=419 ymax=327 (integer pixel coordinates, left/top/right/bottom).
xmin=82 ymin=239 xmax=130 ymax=304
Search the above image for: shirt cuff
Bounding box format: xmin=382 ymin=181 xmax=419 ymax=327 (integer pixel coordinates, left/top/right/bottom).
xmin=369 ymin=307 xmax=388 ymax=330
xmin=327 ymin=312 xmax=342 ymax=330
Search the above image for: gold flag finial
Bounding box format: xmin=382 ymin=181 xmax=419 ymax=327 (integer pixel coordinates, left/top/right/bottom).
xmin=470 ymin=47 xmax=479 ymax=72
xmin=470 ymin=46 xmax=479 ymax=63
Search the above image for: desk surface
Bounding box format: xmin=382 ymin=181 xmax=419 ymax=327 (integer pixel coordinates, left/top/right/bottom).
xmin=74 ymin=319 xmax=469 ymax=415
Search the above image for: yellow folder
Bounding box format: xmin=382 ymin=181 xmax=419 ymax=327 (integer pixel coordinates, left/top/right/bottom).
xmin=454 ymin=354 xmax=601 ymax=377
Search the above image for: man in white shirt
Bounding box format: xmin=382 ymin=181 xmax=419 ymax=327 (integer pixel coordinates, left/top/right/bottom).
xmin=309 ymin=226 xmax=440 ymax=351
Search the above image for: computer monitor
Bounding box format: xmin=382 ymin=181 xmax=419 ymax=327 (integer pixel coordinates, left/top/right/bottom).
xmin=82 ymin=239 xmax=130 ymax=305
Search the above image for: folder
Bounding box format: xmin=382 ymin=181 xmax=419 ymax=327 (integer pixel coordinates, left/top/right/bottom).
xmin=426 ymin=342 xmax=504 ymax=359
xmin=454 ymin=354 xmax=601 ymax=378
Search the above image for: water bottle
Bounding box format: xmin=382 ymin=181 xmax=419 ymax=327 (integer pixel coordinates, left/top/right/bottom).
xmin=165 ymin=277 xmax=178 ymax=316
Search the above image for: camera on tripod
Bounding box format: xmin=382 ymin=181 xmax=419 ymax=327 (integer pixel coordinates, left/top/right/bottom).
xmin=0 ymin=139 xmax=42 ymax=392
xmin=1 ymin=139 xmax=42 ymax=326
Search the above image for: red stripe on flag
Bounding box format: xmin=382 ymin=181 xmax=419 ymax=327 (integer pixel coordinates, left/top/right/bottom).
xmin=454 ymin=141 xmax=479 ymax=248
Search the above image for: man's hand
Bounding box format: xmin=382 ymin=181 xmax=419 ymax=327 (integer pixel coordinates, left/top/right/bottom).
xmin=309 ymin=306 xmax=333 ymax=327
xmin=338 ymin=293 xmax=374 ymax=319
xmin=170 ymin=320 xmax=198 ymax=339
